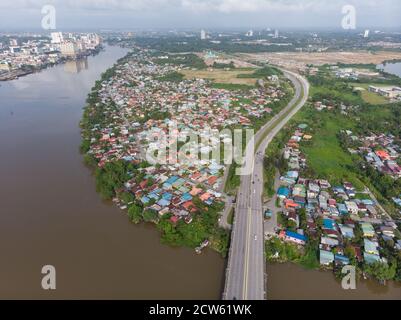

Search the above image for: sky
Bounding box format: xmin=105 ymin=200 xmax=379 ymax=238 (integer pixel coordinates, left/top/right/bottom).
xmin=0 ymin=0 xmax=400 ymax=31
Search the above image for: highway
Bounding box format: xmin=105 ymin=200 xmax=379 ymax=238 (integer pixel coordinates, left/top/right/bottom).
xmin=223 ymin=69 xmax=309 ymax=300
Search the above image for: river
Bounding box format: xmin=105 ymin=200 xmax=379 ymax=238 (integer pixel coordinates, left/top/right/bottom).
xmin=0 ymin=45 xmax=225 ymax=299
xmin=378 ymin=61 xmax=401 ymax=78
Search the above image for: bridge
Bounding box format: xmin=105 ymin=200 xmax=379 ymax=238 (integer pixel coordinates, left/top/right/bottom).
xmin=223 ymin=70 xmax=309 ymax=300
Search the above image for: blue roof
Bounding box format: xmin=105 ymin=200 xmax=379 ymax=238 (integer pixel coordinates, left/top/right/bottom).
xmin=148 ymin=192 xmax=159 ymax=200
xmin=141 ymin=196 xmax=150 ymax=204
xmin=166 ymin=176 xmax=179 ymax=185
xmin=181 ymin=193 xmax=193 ymax=201
xmin=364 ymin=252 xmax=381 ymax=264
xmin=285 ymin=231 xmax=307 ymax=242
xmin=362 ymin=199 xmax=374 ymax=206
xmin=323 ymin=218 xmax=336 ymax=230
xmin=277 ymin=187 xmax=290 ymax=197
xmin=335 ymin=254 xmax=350 ymax=264
xmin=162 ymin=192 xmax=173 ymax=200
xmin=286 ymin=171 xmax=299 ymax=179
xmin=333 ymin=186 xmax=345 ymax=193
xmin=337 ymin=203 xmax=348 ymax=213
xmin=157 ymin=199 xmax=170 ymax=207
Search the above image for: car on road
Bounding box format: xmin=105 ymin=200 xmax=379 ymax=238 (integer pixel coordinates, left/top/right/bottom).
xmin=264 ymin=209 xmax=272 ymax=219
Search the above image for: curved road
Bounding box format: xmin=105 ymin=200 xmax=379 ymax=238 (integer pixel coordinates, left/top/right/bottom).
xmin=223 ymin=69 xmax=309 ymax=300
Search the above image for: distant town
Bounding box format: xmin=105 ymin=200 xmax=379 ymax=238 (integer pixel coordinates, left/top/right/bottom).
xmin=0 ymin=32 xmax=102 ymax=81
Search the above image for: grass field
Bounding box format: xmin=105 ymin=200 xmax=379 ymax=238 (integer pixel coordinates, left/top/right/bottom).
xmin=296 ymin=111 xmax=365 ymax=190
xmin=350 ymin=83 xmax=390 ymax=105
xmin=360 ymin=90 xmax=389 ymax=105
xmin=181 ymin=69 xmax=258 ymax=86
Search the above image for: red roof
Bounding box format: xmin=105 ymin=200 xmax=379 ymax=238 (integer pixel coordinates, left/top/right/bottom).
xmin=207 ymin=176 xmax=218 ymax=185
xmin=170 ymin=216 xmax=179 ymax=224
xmin=139 ymin=180 xmax=148 ymax=189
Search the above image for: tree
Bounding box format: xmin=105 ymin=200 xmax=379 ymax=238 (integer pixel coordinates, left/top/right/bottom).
xmin=143 ymin=210 xmax=159 ymax=223
xmin=364 ymin=261 xmax=397 ymax=282
xmin=128 ymin=204 xmax=143 ymax=224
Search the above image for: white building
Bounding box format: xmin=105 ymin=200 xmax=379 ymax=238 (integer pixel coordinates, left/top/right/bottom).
xmin=200 ymin=29 xmax=207 ymax=40
xmin=246 ymin=30 xmax=254 ymax=37
xmin=51 ymin=32 xmax=64 ymax=44
xmin=60 ymin=42 xmax=78 ymax=57
xmin=364 ymin=29 xmax=370 ymax=38
xmin=9 ymin=39 xmax=18 ymax=46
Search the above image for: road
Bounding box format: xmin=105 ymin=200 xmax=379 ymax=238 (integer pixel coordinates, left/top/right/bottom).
xmin=263 ymin=172 xmax=281 ymax=236
xmin=223 ymin=69 xmax=309 ymax=300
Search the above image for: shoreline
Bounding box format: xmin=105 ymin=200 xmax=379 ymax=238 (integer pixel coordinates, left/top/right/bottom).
xmin=0 ymin=46 xmax=104 ymax=82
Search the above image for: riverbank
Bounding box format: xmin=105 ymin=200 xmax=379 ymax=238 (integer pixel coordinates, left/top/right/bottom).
xmin=0 ymin=46 xmax=103 ymax=82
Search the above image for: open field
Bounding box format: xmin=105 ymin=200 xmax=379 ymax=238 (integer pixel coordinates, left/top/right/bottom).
xmin=360 ymin=90 xmax=389 ymax=105
xmin=292 ymin=110 xmax=365 ymax=191
xmin=351 ymin=83 xmax=391 ymax=105
xmin=181 ymin=69 xmax=258 ymax=86
xmin=240 ymin=51 xmax=401 ymax=72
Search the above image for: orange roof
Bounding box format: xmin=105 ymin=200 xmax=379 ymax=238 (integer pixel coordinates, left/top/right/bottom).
xmin=200 ymin=192 xmax=211 ymax=201
xmin=190 ymin=187 xmax=202 ymax=196
xmin=207 ymin=176 xmax=218 ymax=185
xmin=182 ymin=201 xmax=194 ymax=210
xmin=376 ymin=150 xmax=390 ymax=160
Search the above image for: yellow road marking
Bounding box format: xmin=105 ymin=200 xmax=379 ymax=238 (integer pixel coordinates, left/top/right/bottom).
xmin=243 ymin=205 xmax=252 ymax=299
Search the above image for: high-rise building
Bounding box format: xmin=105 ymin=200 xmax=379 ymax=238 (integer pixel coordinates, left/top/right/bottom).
xmin=274 ymin=29 xmax=279 ymax=39
xmin=364 ymin=29 xmax=370 ymax=38
xmin=9 ymin=39 xmax=18 ymax=46
xmin=245 ymin=30 xmax=254 ymax=37
xmin=9 ymin=46 xmax=21 ymax=54
xmin=59 ymin=42 xmax=78 ymax=57
xmin=201 ymin=29 xmax=207 ymax=40
xmin=51 ymin=32 xmax=64 ymax=44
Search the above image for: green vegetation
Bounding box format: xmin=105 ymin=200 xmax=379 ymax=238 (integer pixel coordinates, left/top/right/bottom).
xmin=364 ymin=261 xmax=397 ymax=282
xmin=211 ymin=82 xmax=255 ymax=91
xmin=237 ymin=66 xmax=283 ymax=79
xmin=224 ymin=164 xmax=240 ymax=194
xmin=265 ymin=237 xmax=302 ymax=263
xmin=157 ymin=71 xmax=185 ymax=82
xmin=157 ymin=200 xmax=230 ymax=257
xmin=298 ymin=111 xmax=364 ymax=190
xmin=134 ymin=36 xmax=297 ymax=54
xmin=153 ymin=53 xmax=207 ymax=69
xmin=227 ymin=207 xmax=234 ymax=225
xmin=360 ymin=90 xmax=389 ymax=105
xmin=128 ymin=204 xmax=143 ymax=224
xmin=212 ymin=61 xmax=235 ymax=69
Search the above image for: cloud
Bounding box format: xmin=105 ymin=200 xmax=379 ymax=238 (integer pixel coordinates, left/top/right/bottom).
xmin=0 ymin=0 xmax=399 ymax=29
xmin=0 ymin=0 xmax=394 ymax=12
